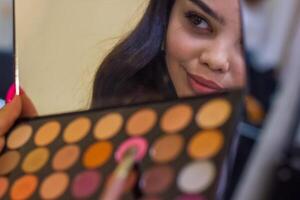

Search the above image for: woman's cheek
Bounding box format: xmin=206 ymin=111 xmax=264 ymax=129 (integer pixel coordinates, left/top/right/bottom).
xmin=230 ymin=59 xmax=246 ymax=87
xmin=166 ymin=27 xmax=197 ymax=62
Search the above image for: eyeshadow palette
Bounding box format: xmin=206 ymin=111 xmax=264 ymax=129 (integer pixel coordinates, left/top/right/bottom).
xmin=0 ymin=89 xmax=243 ymax=200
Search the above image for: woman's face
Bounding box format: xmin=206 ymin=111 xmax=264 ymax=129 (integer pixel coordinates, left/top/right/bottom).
xmin=165 ymin=0 xmax=245 ymax=97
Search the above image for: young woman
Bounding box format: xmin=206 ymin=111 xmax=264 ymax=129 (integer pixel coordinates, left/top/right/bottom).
xmin=0 ymin=0 xmax=245 ymax=198
xmin=92 ymin=0 xmax=245 ymax=108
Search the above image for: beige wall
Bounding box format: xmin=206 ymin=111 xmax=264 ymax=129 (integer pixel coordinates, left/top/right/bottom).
xmin=16 ymin=0 xmax=147 ymax=115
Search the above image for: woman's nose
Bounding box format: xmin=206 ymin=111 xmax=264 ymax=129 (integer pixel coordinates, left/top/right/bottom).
xmin=199 ymin=44 xmax=230 ymax=73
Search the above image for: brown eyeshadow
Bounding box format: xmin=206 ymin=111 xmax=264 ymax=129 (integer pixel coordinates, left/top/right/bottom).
xmin=52 ymin=145 xmax=80 ymax=171
xmin=140 ymin=165 xmax=174 ymax=195
xmin=0 ymin=151 xmax=21 ymax=175
xmin=160 ymin=104 xmax=193 ymax=133
xmin=150 ymin=134 xmax=184 ymax=163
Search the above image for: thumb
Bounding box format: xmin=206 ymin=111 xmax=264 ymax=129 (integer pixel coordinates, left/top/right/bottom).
xmin=0 ymin=96 xmax=22 ymax=136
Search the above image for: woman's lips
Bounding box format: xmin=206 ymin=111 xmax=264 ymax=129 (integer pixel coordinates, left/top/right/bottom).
xmin=187 ymin=73 xmax=224 ymax=94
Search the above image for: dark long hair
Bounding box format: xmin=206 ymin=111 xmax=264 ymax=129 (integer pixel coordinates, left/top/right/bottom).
xmin=92 ymin=0 xmax=176 ymax=108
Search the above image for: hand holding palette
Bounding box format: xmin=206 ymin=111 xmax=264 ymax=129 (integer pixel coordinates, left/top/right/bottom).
xmin=0 ymin=89 xmax=243 ymax=200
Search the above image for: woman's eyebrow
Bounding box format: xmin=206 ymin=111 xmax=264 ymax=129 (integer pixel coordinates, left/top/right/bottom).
xmin=188 ymin=0 xmax=225 ymax=25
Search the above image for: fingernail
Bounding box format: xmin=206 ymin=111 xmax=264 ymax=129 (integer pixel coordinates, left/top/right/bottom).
xmin=5 ymin=83 xmax=24 ymax=104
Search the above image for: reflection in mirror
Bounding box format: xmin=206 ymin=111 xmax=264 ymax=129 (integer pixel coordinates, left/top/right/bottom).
xmin=15 ymin=0 xmax=246 ymax=116
xmin=0 ymin=0 xmax=13 ymax=108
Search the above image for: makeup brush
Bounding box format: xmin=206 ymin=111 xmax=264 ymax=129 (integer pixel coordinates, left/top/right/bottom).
xmin=100 ymin=147 xmax=137 ymax=200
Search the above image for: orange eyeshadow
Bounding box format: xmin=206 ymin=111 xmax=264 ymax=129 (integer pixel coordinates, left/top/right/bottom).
xmin=0 ymin=177 xmax=9 ymax=198
xmin=34 ymin=121 xmax=61 ymax=146
xmin=6 ymin=124 xmax=32 ymax=150
xmin=160 ymin=104 xmax=193 ymax=133
xmin=83 ymin=141 xmax=113 ymax=169
xmin=63 ymin=117 xmax=91 ymax=143
xmin=126 ymin=108 xmax=157 ymax=136
xmin=94 ymin=112 xmax=123 ymax=140
xmin=196 ymin=98 xmax=232 ymax=129
xmin=39 ymin=172 xmax=69 ymax=199
xmin=10 ymin=175 xmax=38 ymax=199
xmin=188 ymin=130 xmax=224 ymax=159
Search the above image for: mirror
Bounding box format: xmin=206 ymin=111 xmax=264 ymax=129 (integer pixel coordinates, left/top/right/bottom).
xmin=15 ymin=0 xmax=247 ymax=116
xmin=0 ymin=0 xmax=13 ymax=107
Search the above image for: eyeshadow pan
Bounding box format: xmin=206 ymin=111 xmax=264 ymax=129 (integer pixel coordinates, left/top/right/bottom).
xmin=0 ymin=177 xmax=9 ymax=198
xmin=7 ymin=124 xmax=32 ymax=150
xmin=94 ymin=112 xmax=123 ymax=140
xmin=160 ymin=104 xmax=193 ymax=133
xmin=126 ymin=108 xmax=157 ymax=136
xmin=196 ymin=98 xmax=232 ymax=129
xmin=188 ymin=130 xmax=224 ymax=159
xmin=177 ymin=161 xmax=216 ymax=194
xmin=140 ymin=165 xmax=174 ymax=195
xmin=0 ymin=151 xmax=21 ymax=175
xmin=71 ymin=170 xmax=101 ymax=198
xmin=39 ymin=172 xmax=69 ymax=199
xmin=150 ymin=134 xmax=184 ymax=163
xmin=83 ymin=141 xmax=113 ymax=169
xmin=63 ymin=117 xmax=91 ymax=143
xmin=52 ymin=145 xmax=80 ymax=171
xmin=115 ymin=137 xmax=148 ymax=162
xmin=22 ymin=147 xmax=50 ymax=173
xmin=10 ymin=175 xmax=38 ymax=199
xmin=34 ymin=121 xmax=61 ymax=146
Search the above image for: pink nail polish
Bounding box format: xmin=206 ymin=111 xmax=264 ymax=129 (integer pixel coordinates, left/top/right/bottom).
xmin=5 ymin=83 xmax=24 ymax=103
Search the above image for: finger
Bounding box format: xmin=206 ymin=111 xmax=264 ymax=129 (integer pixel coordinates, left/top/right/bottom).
xmin=0 ymin=137 xmax=5 ymax=153
xmin=0 ymin=96 xmax=22 ymax=137
xmin=21 ymin=92 xmax=38 ymax=117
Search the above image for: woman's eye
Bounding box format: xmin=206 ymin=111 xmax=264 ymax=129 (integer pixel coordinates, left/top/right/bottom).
xmin=185 ymin=11 xmax=211 ymax=32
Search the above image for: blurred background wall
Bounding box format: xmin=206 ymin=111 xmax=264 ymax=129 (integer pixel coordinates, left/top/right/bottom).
xmin=14 ymin=0 xmax=147 ymax=115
